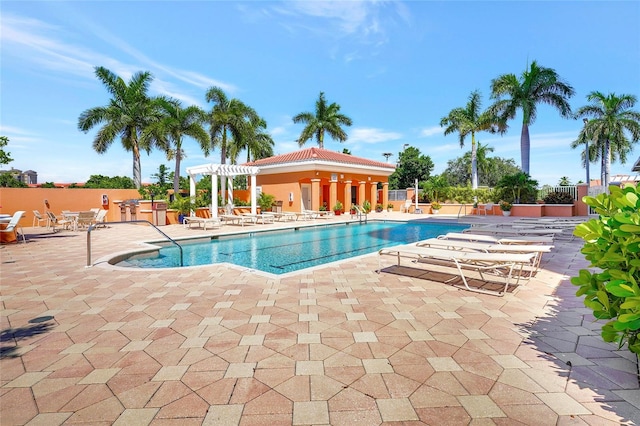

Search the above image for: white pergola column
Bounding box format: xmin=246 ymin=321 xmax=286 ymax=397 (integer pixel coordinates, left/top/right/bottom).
xmin=189 ymin=175 xmax=197 ymax=216
xmin=227 ymin=176 xmax=234 ymax=206
xmin=250 ymin=175 xmax=257 ymax=215
xmin=211 ymin=173 xmax=218 ymax=218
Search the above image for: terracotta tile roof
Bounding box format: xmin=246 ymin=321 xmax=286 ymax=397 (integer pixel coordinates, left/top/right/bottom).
xmin=244 ymin=147 xmax=395 ymax=169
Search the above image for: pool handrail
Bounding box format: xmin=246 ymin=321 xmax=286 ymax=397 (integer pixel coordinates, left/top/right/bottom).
xmin=86 ymin=220 xmax=183 ymax=267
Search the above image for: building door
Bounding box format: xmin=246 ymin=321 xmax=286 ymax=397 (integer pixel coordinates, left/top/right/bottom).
xmin=301 ymin=184 xmax=311 ymax=211
xmin=351 ymin=186 xmax=357 ymax=204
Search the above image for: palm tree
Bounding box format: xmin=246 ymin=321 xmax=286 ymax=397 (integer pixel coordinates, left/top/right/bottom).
xmin=575 ymin=92 xmax=640 ymax=189
xmin=440 ymin=90 xmax=506 ymax=189
xmin=474 ymin=141 xmax=495 ymax=186
xmin=490 ymin=61 xmax=575 ymax=174
xmin=205 ymin=86 xmax=256 ymax=203
xmin=241 ymin=116 xmax=274 ymax=163
xmin=143 ymin=98 xmax=210 ymax=195
xmin=78 ymin=66 xmax=160 ymax=188
xmin=293 ymin=92 xmax=352 ymax=149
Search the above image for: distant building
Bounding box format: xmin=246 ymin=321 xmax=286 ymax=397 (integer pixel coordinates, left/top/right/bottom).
xmin=633 ymin=157 xmax=640 ymax=173
xmin=0 ymin=168 xmax=38 ymax=184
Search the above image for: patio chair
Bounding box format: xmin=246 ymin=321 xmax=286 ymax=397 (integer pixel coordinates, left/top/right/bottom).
xmin=1 ymin=211 xmax=26 ymax=243
xmin=93 ymin=209 xmax=108 ymax=228
xmin=32 ymin=210 xmax=47 ymax=227
xmin=400 ymin=200 xmax=412 ymax=213
xmin=76 ymin=211 xmax=97 ymax=229
xmin=46 ymin=211 xmax=72 ymax=232
xmin=477 ymin=202 xmax=494 ymax=215
xmin=377 ymin=244 xmax=536 ymax=296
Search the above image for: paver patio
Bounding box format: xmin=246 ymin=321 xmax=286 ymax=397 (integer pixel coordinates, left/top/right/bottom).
xmin=1 ymin=213 xmax=638 ymax=425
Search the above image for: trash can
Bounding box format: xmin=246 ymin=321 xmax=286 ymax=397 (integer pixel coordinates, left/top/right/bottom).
xmin=273 ymin=200 xmax=283 ymax=213
xmin=152 ymin=202 xmax=167 ymax=226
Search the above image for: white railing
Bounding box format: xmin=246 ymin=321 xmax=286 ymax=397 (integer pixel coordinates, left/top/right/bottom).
xmin=538 ymin=185 xmax=578 ymax=201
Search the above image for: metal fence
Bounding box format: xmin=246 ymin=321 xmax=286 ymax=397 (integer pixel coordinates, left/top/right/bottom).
xmin=537 ymin=185 xmax=579 ymax=201
xmin=388 ymin=189 xmax=408 ymax=201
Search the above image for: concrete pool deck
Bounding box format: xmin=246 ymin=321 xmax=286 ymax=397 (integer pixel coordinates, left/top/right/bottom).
xmin=1 ymin=212 xmax=638 ymax=425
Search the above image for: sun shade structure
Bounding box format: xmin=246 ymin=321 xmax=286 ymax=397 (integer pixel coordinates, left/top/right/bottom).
xmin=186 ymin=164 xmax=260 ymax=218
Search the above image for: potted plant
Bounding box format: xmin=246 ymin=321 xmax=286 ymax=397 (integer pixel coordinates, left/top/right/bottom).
xmin=319 ymin=202 xmax=328 ymax=212
xmin=499 ymin=200 xmax=513 ymax=216
xmin=257 ymin=192 xmax=276 ymax=214
xmin=362 ymin=200 xmax=372 ymax=214
xmin=431 ymin=201 xmax=442 ymax=214
xmin=387 ymin=203 xmax=394 ymax=212
xmin=375 ymin=203 xmax=384 ymax=213
xmin=170 ymin=195 xmax=195 ymax=224
xmin=350 ymin=204 xmax=358 ymax=215
xmin=333 ymin=200 xmax=343 ymax=216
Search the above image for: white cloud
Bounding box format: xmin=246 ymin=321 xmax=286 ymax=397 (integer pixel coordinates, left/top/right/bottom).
xmin=271 ymin=0 xmax=410 ymax=53
xmin=348 ymin=127 xmax=402 ymax=143
xmin=419 ymin=126 xmax=442 ymax=137
xmin=269 ymin=126 xmax=288 ymax=136
xmin=0 ymin=12 xmax=236 ymax=98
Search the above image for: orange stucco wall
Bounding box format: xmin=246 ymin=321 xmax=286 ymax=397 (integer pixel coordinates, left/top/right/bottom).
xmin=0 ymin=188 xmax=143 ymax=226
xmin=256 ymin=170 xmax=388 ymax=212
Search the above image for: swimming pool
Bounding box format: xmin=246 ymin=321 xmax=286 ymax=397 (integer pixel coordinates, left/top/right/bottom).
xmin=117 ymin=220 xmax=468 ymax=274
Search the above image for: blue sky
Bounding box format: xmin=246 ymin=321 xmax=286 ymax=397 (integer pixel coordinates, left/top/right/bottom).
xmin=1 ymin=1 xmax=639 ymax=187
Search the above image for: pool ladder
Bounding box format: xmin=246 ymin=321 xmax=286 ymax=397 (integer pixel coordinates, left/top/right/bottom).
xmin=351 ymin=205 xmax=367 ymax=224
xmin=86 ymin=220 xmax=183 ymax=267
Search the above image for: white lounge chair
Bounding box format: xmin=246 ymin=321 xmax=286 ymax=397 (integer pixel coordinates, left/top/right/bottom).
xmin=416 ymin=238 xmax=553 ymax=277
xmin=241 ymin=212 xmax=275 ymax=224
xmin=303 ymin=210 xmax=332 ymax=219
xmin=183 ymin=215 xmax=222 ymax=230
xmin=463 ymin=226 xmax=564 ymax=238
xmin=378 ymin=244 xmax=536 ymax=296
xmin=219 ymin=213 xmax=256 ymax=226
xmin=1 ymin=211 xmax=26 ymax=243
xmin=271 ymin=212 xmax=298 ymax=222
xmin=440 ymin=232 xmax=555 ymax=245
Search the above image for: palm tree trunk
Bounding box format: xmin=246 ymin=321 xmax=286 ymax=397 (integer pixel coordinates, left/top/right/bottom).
xmin=604 ymin=139 xmax=611 ymax=192
xmin=220 ymin=130 xmax=227 ymax=205
xmin=471 ymin=133 xmax=478 ymax=189
xmin=520 ymin=124 xmax=530 ymax=175
xmin=173 ymin=152 xmax=181 ymax=196
xmin=318 ymin=131 xmax=324 ymax=149
xmin=132 ymin=143 xmax=142 ymax=189
xmin=600 ymin=146 xmax=605 ymax=189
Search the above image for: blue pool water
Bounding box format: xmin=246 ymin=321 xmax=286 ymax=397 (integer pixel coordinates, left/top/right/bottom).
xmin=118 ymin=221 xmax=468 ymax=274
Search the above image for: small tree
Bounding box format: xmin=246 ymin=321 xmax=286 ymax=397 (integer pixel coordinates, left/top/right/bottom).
xmin=495 ymin=172 xmax=538 ymax=203
xmin=422 ymin=175 xmax=449 ymax=203
xmin=257 ymin=192 xmax=276 ymax=212
xmin=572 ymin=185 xmax=640 ymax=354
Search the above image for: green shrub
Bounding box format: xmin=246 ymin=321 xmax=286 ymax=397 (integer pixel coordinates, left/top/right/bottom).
xmin=169 ymin=195 xmax=195 ymax=215
xmin=362 ymin=200 xmax=372 ymax=213
xmin=543 ymin=191 xmax=575 ymax=204
xmin=571 ymin=185 xmax=640 ymax=354
xmin=257 ymin=192 xmax=276 ymax=212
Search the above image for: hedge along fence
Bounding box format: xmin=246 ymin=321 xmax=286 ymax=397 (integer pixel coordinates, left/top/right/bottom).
xmin=572 ymin=185 xmax=640 ymax=354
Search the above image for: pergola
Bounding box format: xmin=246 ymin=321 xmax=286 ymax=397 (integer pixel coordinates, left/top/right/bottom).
xmin=186 ymin=163 xmax=260 ymax=218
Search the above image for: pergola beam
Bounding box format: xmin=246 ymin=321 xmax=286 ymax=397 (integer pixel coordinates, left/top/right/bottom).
xmin=186 ymin=164 xmax=260 ymax=218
